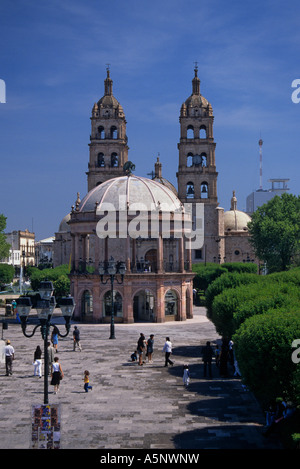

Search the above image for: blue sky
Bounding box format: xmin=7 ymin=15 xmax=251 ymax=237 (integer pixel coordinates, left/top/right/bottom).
xmin=0 ymin=0 xmax=299 ymax=240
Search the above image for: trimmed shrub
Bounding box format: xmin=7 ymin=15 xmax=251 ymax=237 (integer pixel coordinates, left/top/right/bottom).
xmin=192 ymin=263 xmax=228 ymax=291
xmin=222 ymin=262 xmax=258 ymax=274
xmin=205 ymin=272 xmax=259 ymax=318
xmin=233 ymin=310 xmax=300 ymax=405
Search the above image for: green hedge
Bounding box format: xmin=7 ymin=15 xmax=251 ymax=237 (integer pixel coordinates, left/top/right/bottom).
xmin=233 ymin=310 xmax=300 ymax=406
xmin=205 ymin=272 xmax=260 ymax=318
xmin=26 ymin=265 xmax=71 ymax=297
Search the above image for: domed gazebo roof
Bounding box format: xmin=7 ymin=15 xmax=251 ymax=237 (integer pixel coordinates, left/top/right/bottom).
xmin=78 ymin=175 xmax=183 ymax=213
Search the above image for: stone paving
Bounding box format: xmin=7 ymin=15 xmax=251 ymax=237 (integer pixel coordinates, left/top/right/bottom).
xmin=0 ymin=307 xmax=281 ymax=450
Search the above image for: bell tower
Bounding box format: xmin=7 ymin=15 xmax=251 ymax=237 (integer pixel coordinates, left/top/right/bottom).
xmin=177 ymin=65 xmax=218 ymax=203
xmin=87 ymin=67 xmax=129 ymax=191
xmin=177 ymin=66 xmax=224 ymax=263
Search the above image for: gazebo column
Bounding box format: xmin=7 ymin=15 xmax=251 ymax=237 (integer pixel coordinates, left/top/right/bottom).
xmin=156 ymin=278 xmax=165 ymax=322
xmin=123 ymin=282 xmax=133 ymax=323
xmin=94 ymin=234 xmax=100 ymax=269
xmin=74 ymin=234 xmax=80 ymax=271
xmin=126 ymin=236 xmax=131 ymax=272
xmin=179 ymin=237 xmax=184 ymax=272
xmin=157 ymin=235 xmax=163 ymax=273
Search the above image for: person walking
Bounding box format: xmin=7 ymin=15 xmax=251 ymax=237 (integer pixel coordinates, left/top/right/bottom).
xmin=50 ymin=357 xmax=64 ymax=394
xmin=83 ymin=370 xmax=93 ymax=393
xmin=4 ymin=340 xmax=14 ymax=376
xmin=183 ymin=364 xmax=190 ymax=387
xmin=47 ymin=341 xmax=55 ymax=375
xmin=33 ymin=345 xmax=42 ymax=378
xmin=162 ymin=337 xmax=174 ymax=367
xmin=73 ymin=326 xmax=82 ymax=351
xmin=202 ymin=341 xmax=214 ymax=378
xmin=51 ymin=327 xmax=59 ymax=353
xmin=146 ymin=334 xmax=154 ymax=363
xmin=137 ymin=333 xmax=146 ymax=366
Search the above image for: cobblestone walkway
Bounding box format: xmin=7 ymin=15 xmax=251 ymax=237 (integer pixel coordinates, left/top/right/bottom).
xmin=0 ymin=307 xmax=280 ymax=450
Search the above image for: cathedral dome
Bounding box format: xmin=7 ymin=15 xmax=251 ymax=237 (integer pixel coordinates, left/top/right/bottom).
xmin=78 ymin=175 xmax=183 ymax=213
xmin=224 ymin=210 xmax=251 ymax=232
xmin=224 ymin=191 xmax=251 ymax=232
xmin=58 ymin=213 xmax=71 ymax=232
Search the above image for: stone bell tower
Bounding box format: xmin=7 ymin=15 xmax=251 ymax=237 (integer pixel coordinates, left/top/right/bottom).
xmin=176 ymin=66 xmax=224 ymax=263
xmin=87 ymin=67 xmax=129 ymax=191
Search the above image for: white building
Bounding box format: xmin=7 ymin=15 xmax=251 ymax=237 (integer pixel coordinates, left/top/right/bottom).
xmin=246 ymin=179 xmax=290 ymax=215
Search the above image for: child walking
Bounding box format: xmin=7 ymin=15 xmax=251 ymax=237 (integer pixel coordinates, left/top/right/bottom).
xmin=83 ymin=370 xmax=93 ymax=393
xmin=183 ymin=364 xmax=190 ymax=387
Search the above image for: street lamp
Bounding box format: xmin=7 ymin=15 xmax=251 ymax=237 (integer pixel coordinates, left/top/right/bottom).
xmin=99 ymin=257 xmax=126 ymax=339
xmin=16 ymin=281 xmax=75 ymax=404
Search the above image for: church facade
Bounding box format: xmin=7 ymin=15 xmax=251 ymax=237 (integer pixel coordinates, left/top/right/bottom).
xmin=53 ymin=68 xmax=256 ymax=322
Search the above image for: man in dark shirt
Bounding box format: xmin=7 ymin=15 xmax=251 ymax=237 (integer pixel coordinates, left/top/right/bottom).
xmin=73 ymin=326 xmax=82 ymax=351
xmin=202 ymin=341 xmax=214 ymax=378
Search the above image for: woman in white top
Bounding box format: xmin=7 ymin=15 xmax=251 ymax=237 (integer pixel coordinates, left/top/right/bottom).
xmin=50 ymin=357 xmax=64 ymax=394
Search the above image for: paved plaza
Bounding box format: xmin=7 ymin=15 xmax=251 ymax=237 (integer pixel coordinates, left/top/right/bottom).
xmin=0 ymin=307 xmax=281 ymax=451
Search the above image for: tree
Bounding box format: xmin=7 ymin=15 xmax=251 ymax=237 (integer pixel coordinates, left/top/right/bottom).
xmin=248 ymin=193 xmax=300 ymax=272
xmin=0 ymin=214 xmax=10 ymax=261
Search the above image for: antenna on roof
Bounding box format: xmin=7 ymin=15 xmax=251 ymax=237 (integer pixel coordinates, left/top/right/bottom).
xmin=258 ymin=136 xmax=263 ymax=190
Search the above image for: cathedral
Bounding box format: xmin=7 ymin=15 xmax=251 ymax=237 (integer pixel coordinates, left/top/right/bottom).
xmin=53 ymin=67 xmax=255 ymax=323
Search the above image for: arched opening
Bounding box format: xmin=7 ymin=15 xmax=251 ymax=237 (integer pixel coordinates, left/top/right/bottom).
xmin=200 ymin=152 xmax=207 ymax=167
xmin=187 ymin=125 xmax=194 ymax=139
xmin=111 ymin=153 xmax=118 ymax=167
xmin=97 ymin=126 xmax=105 ymax=139
xmin=97 ymin=153 xmax=105 ymax=167
xmin=201 ymin=182 xmax=208 ymax=199
xmin=133 ymin=289 xmax=155 ymax=322
xmin=165 ymin=290 xmax=178 ymax=318
xmin=103 ymin=290 xmax=123 ymax=318
xmin=145 ymin=249 xmax=157 ymax=272
xmin=110 ymin=126 xmax=118 ymax=139
xmin=200 ymin=125 xmax=207 ymax=139
xmin=186 ymin=182 xmax=194 ymax=199
xmin=187 ymin=152 xmax=193 ymax=167
xmin=81 ymin=290 xmax=93 ymax=321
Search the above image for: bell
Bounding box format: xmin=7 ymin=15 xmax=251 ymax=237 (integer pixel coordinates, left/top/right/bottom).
xmin=201 ymin=184 xmax=207 ymax=193
xmin=187 ymin=186 xmax=194 ymax=195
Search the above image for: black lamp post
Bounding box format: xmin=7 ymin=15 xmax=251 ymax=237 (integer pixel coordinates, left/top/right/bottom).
xmin=16 ymin=281 xmax=75 ymax=404
xmin=98 ymin=257 xmax=126 ymax=339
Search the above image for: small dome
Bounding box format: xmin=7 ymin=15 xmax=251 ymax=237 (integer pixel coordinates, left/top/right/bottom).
xmin=224 ymin=210 xmax=251 ymax=232
xmin=78 ymin=175 xmax=183 ymax=213
xmin=181 ymin=67 xmax=212 ymax=115
xmin=152 ymin=176 xmax=178 ymax=196
xmin=59 ymin=213 xmax=71 ymax=232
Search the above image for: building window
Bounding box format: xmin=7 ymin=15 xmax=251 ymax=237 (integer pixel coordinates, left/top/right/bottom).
xmin=195 ymin=249 xmax=202 ymax=259
xmin=110 ymin=126 xmax=118 ymax=139
xmin=187 ymin=125 xmax=194 ymax=139
xmin=165 ymin=290 xmax=178 ymax=316
xmin=200 ymin=125 xmax=207 ymax=139
xmin=97 ymin=126 xmax=105 ymax=139
xmin=111 ymin=153 xmax=118 ymax=167
xmin=187 ymin=152 xmax=193 ymax=167
xmin=103 ymin=291 xmax=123 ymax=317
xmin=186 ymin=182 xmax=194 ymax=198
xmin=201 ymin=182 xmax=208 ymax=198
xmin=97 ymin=153 xmax=105 ymax=167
